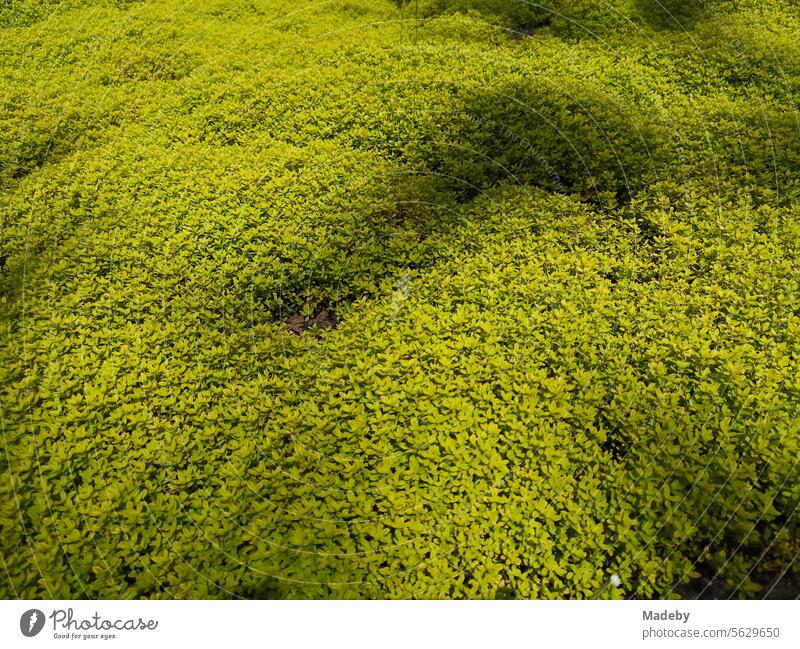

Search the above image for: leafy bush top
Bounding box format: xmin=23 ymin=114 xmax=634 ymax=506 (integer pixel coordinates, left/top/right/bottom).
xmin=1 ymin=0 xmax=799 ymax=598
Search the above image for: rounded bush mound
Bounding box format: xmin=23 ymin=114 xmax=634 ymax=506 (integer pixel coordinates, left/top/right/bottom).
xmin=1 ymin=0 xmax=798 ymax=599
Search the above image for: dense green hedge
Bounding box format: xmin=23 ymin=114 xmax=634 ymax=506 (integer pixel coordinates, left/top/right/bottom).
xmin=1 ymin=0 xmax=799 ymax=598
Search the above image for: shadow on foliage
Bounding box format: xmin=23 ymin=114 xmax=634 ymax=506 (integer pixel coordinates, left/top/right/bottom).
xmin=634 ymin=0 xmax=710 ymax=31
xmin=394 ymin=0 xmax=551 ymax=31
xmin=250 ymin=76 xmax=669 ymax=324
xmin=407 ymin=79 xmax=665 ymax=208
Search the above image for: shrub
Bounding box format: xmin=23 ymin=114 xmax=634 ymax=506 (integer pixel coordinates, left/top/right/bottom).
xmin=1 ymin=0 xmax=798 ymax=599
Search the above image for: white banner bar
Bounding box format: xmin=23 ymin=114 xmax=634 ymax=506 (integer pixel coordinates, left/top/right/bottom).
xmin=1 ymin=600 xmax=799 ymax=648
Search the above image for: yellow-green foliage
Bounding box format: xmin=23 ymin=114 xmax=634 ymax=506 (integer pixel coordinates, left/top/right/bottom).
xmin=1 ymin=0 xmax=799 ymax=598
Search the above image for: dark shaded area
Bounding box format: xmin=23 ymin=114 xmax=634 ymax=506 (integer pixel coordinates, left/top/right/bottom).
xmin=369 ymin=78 xmax=664 ymax=210
xmin=395 ymin=0 xmax=552 ymax=31
xmin=676 ymin=564 xmax=800 ymax=600
xmin=286 ymin=305 xmax=338 ymax=335
xmin=634 ymin=0 xmax=711 ymax=31
xmin=238 ymin=576 xmax=292 ymax=599
xmin=0 ymin=119 xmax=81 ymax=186
xmin=249 ymin=73 xmax=666 ymax=326
xmin=458 ymin=80 xmax=664 ymax=204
